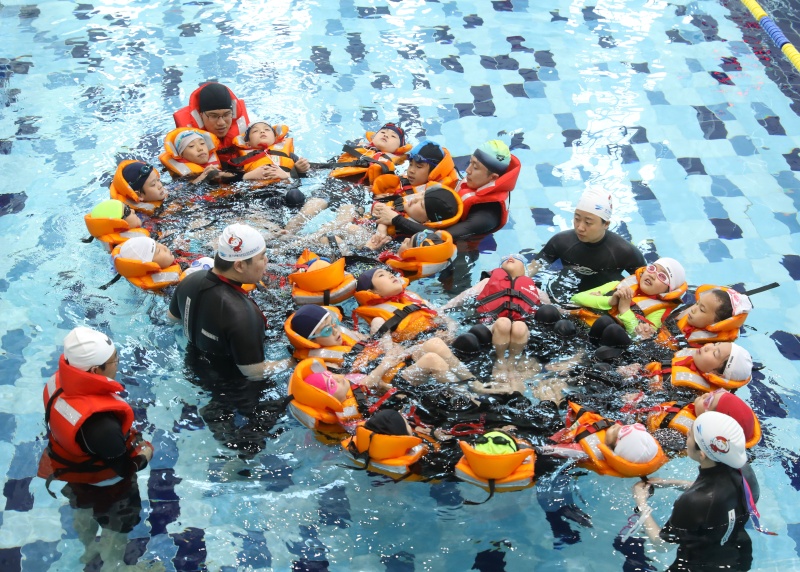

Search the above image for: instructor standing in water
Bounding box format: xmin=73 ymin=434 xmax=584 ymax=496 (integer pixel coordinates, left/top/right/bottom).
xmin=531 ymin=189 xmax=645 ymax=301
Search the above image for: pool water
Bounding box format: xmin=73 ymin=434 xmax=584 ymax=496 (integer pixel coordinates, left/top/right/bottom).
xmin=3 ymin=0 xmax=800 ymax=570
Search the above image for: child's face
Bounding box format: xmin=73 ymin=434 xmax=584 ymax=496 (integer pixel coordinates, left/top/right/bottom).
xmin=573 ymin=210 xmax=608 ymax=244
xmin=465 ymin=154 xmax=499 ymax=189
xmin=687 ymin=291 xmax=723 ymax=328
xmin=370 ymin=269 xmax=405 ymax=297
xmin=312 ymin=313 xmax=344 ymax=347
xmin=138 ymin=170 xmax=167 ymax=202
xmin=124 ymin=209 xmax=142 ymax=229
xmin=152 ymin=242 xmax=175 ymax=268
xmin=693 ymin=388 xmax=727 ymax=416
xmin=403 ymin=193 xmax=428 ymax=223
xmin=371 ymin=128 xmax=401 ymax=153
xmin=246 ymin=123 xmax=275 ymax=147
xmin=501 ymin=257 xmax=526 ymax=278
xmin=692 ymin=342 xmax=732 ymax=374
xmin=330 ymin=373 xmax=351 ymax=402
xmin=639 ymin=263 xmax=670 ymax=296
xmin=406 ymin=159 xmax=431 ymax=186
xmin=180 ymin=138 xmax=210 ymax=165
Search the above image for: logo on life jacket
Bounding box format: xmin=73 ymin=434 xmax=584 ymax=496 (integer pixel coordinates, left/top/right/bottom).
xmin=228 ymin=235 xmax=243 ymax=253
xmin=710 ymin=436 xmax=730 ymax=454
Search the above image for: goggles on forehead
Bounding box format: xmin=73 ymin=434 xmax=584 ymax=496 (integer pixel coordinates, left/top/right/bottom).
xmin=310 ymin=315 xmax=341 ymax=339
xmin=645 ymin=264 xmax=669 ymax=286
xmin=130 ymin=163 xmax=153 ymax=190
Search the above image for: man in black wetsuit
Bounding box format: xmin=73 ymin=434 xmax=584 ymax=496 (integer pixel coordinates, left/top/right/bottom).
xmin=631 ymin=411 xmax=763 ymax=571
xmin=168 ymin=223 xmax=289 ymax=380
xmin=531 ymin=189 xmax=645 ymax=301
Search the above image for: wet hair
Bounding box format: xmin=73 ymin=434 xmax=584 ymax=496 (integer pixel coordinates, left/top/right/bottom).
xmin=213 ymin=252 xmax=259 ymax=271
xmin=709 ymin=288 xmax=733 ymax=322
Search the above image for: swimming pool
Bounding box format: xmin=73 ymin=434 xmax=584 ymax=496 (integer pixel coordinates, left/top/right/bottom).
xmin=2 ymin=0 xmax=800 ymax=569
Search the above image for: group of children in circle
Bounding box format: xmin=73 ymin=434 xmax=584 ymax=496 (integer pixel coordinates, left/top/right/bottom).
xmin=80 ymin=81 xmax=762 ymax=503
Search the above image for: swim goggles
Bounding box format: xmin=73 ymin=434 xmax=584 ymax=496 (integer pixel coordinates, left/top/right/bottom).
xmin=129 ymin=163 xmax=153 ymax=191
xmin=501 ymin=253 xmax=526 ymax=265
xmin=299 ymin=256 xmax=331 ymax=270
xmin=702 ymin=388 xmax=727 ymax=409
xmin=645 ymin=264 xmax=669 ymax=286
xmin=122 ymin=204 xmax=132 ymax=219
xmin=310 ymin=315 xmax=341 ymax=339
xmin=474 ymin=434 xmax=518 ymax=451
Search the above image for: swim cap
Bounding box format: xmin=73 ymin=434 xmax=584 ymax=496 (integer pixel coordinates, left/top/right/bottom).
xmin=714 ymin=392 xmax=756 ymax=443
xmin=723 ymin=343 xmax=752 ymax=381
xmin=217 ymin=224 xmax=266 ymax=261
xmin=692 ymin=411 xmax=747 ymax=469
xmin=553 ymin=319 xmax=577 ymax=337
xmin=452 ymin=333 xmax=480 ymax=356
xmin=183 ymin=256 xmax=215 ymax=277
xmin=285 ymin=187 xmax=306 ymax=207
xmin=728 ymin=289 xmax=753 ymax=316
xmin=304 ymin=371 xmax=338 ymax=395
xmin=424 ymin=187 xmax=458 ymax=222
xmin=652 ymin=257 xmax=685 ymax=291
xmin=376 ymin=123 xmax=405 ymax=146
xmin=473 ymin=140 xmax=510 ymax=175
xmin=364 ymin=409 xmax=411 ymax=436
xmin=119 ymin=236 xmax=156 ymax=263
xmin=90 ymin=199 xmax=124 ymax=219
xmin=408 ymin=141 xmax=444 ymax=168
xmin=474 ymin=431 xmax=518 ymax=455
xmin=121 ymin=161 xmax=152 ymax=191
xmin=197 ymin=82 xmax=232 ymax=112
xmin=614 ymin=424 xmax=658 ymax=464
xmin=356 ymin=268 xmax=379 ymax=291
xmin=411 ymin=230 xmax=445 ymax=249
xmin=291 ymin=305 xmax=330 ymax=340
xmin=575 ymin=190 xmax=612 ymax=222
xmin=535 ymin=304 xmax=561 ymax=325
xmin=468 ymin=324 xmax=493 ymax=347
xmin=175 ymin=130 xmax=204 ymax=156
xmin=63 ymin=326 xmax=115 ymax=371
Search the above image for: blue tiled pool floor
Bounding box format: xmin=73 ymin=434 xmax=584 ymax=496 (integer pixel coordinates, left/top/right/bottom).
xmin=3 ymin=0 xmax=800 ymax=569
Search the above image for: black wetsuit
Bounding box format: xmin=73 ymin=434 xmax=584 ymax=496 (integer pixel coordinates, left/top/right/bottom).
xmin=535 ymin=229 xmax=645 ymax=301
xmin=660 ymin=463 xmax=758 ymax=571
xmin=391 ymin=202 xmax=503 ymax=240
xmin=169 ymin=270 xmax=266 ymax=373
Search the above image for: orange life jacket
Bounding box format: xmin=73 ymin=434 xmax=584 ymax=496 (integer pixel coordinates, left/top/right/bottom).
xmin=342 ymin=424 xmax=428 ymax=477
xmin=287 ymin=358 xmax=362 ymax=432
xmin=330 ymin=133 xmax=413 ymax=183
xmin=159 ymin=128 xmax=221 ymax=178
xmin=676 ymin=285 xmax=750 ymax=346
xmin=284 ymin=306 xmax=362 ymax=368
xmin=611 ymin=268 xmax=687 ymax=322
xmin=555 ymin=402 xmax=668 ymax=478
xmin=172 ymin=83 xmax=249 ymax=163
xmin=454 ymin=154 xmax=521 ymax=232
xmin=370 ymin=147 xmax=460 ymax=196
xmin=108 ymin=159 xmax=163 ymax=215
xmin=379 ymin=184 xmax=464 ymax=235
xmin=353 ymin=280 xmax=438 ymax=342
xmin=288 ymin=250 xmax=357 ymax=305
xmin=230 ymin=125 xmax=297 ymax=184
xmin=454 ymin=439 xmax=535 ymax=492
xmin=111 ymin=244 xmax=181 ymax=291
xmin=669 ymin=349 xmax=751 ymax=391
xmin=37 ymin=356 xmax=148 ymax=485
xmin=646 ymin=400 xmax=761 ymax=448
xmin=83 ymin=213 xmax=149 ymax=251
xmin=380 ymin=230 xmax=456 ymax=280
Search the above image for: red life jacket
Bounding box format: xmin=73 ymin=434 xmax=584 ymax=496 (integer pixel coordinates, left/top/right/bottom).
xmin=454 ymin=154 xmax=521 ymax=233
xmin=172 ymin=84 xmax=249 ymax=165
xmin=476 ymin=268 xmax=541 ymax=321
xmin=37 ymin=356 xmax=142 ymax=486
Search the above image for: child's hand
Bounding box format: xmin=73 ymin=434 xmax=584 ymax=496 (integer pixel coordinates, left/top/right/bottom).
xmin=191 ymin=165 xmax=220 ymax=184
xmin=372 ymin=202 xmax=399 ymax=225
xmin=608 ymin=292 xmax=620 ymax=305
xmin=526 ymin=260 xmax=540 ymax=276
xmin=618 ymin=296 xmax=632 ymax=315
xmin=615 ymin=285 xmax=634 ymax=301
xmin=635 ymin=322 xmax=656 ymax=339
xmin=264 ymin=164 xmax=291 ymax=180
xmin=365 ymin=233 xmax=391 ymax=251
xmin=294 ymin=157 xmax=310 ymax=173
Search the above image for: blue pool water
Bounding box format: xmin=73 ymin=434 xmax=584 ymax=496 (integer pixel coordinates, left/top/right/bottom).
xmin=3 ymin=0 xmax=800 ymax=569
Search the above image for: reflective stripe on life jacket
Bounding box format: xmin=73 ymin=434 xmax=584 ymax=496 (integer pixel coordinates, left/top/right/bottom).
xmin=454 ymin=154 xmax=521 ymax=233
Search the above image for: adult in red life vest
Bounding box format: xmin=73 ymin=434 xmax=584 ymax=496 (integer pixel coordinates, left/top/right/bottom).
xmin=173 ymin=82 xmax=249 ymax=169
xmin=37 ymin=327 xmax=156 ymax=569
xmin=372 ymin=140 xmax=521 ymax=240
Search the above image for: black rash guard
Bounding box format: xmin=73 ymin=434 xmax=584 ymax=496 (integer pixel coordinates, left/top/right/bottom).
xmin=391 ymin=202 xmax=502 ymax=240
xmin=660 ymin=463 xmax=758 ymax=571
xmin=169 ymin=270 xmax=266 ymax=368
xmin=535 ymin=229 xmax=645 ymax=301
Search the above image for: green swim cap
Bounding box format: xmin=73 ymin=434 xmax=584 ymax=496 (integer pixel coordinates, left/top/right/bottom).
xmin=473 ymin=431 xmax=518 ymax=455
xmin=474 ymin=140 xmax=511 ymax=174
xmin=91 ymin=199 xmax=124 ymax=219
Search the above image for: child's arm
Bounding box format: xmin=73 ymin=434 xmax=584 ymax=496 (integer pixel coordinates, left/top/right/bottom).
xmin=569 ymin=282 xmax=618 ymax=309
xmin=439 ymin=278 xmax=489 ymax=310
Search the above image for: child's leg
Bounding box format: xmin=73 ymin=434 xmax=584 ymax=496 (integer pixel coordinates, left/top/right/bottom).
xmin=507 ymin=320 xmax=531 ymax=361
xmin=492 ymin=317 xmax=513 ymax=357
xmin=418 ymin=337 xmax=474 ymax=381
xmin=284 ymin=197 xmax=329 ymax=233
xmin=400 ymin=352 xmax=453 ymax=385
